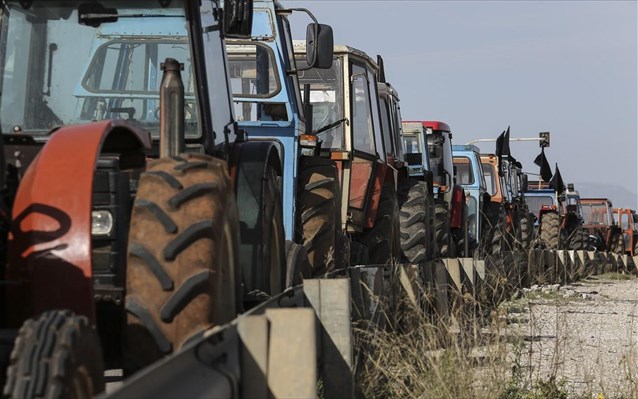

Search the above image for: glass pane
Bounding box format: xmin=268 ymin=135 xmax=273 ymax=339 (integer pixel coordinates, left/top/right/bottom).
xmin=351 ymin=64 xmax=375 ymax=154
xmin=0 ymin=1 xmax=199 ymax=138
xmin=297 ymin=57 xmax=344 ymax=150
xmin=482 ymin=163 xmax=497 ymax=196
xmin=228 ymin=43 xmax=280 ymax=98
xmin=453 ymin=156 xmax=474 ymax=185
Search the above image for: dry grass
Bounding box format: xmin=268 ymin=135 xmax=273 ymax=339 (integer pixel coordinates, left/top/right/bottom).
xmin=353 ymin=267 xmax=638 ymax=399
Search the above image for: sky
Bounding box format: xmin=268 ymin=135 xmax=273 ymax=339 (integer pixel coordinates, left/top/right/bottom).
xmin=287 ymin=0 xmax=638 ymax=209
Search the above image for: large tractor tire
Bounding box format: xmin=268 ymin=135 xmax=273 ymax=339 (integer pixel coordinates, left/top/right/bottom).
xmin=297 ymin=157 xmax=339 ymax=276
xmin=124 ymin=154 xmax=240 ymax=372
xmin=611 ymin=232 xmax=625 ymax=255
xmin=3 ymin=310 xmax=104 ymax=399
xmin=284 ymin=240 xmax=311 ymax=288
xmin=517 ymin=210 xmax=533 ymax=250
xmin=364 ymin=184 xmax=400 ymax=265
xmin=236 ymin=163 xmax=285 ymax=306
xmin=539 ymin=211 xmax=560 ymax=250
xmin=567 ymin=227 xmax=589 ymax=251
xmin=633 ymin=238 xmax=638 ymax=257
xmin=397 ymin=179 xmax=431 ymax=263
xmin=434 ymin=200 xmax=452 ymax=258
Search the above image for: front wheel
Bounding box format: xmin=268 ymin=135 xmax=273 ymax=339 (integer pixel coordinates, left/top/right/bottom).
xmin=3 ymin=310 xmax=104 ymax=399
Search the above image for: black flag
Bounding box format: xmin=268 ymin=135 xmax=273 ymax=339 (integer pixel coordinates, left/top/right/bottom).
xmin=495 ymin=130 xmax=505 ymax=176
xmin=503 ymin=126 xmax=511 ymax=157
xmin=549 ymin=163 xmax=565 ymax=194
xmin=534 ymin=147 xmax=553 ymax=182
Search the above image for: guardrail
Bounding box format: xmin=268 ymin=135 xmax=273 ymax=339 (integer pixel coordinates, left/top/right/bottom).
xmin=103 ymin=250 xmax=637 ymax=398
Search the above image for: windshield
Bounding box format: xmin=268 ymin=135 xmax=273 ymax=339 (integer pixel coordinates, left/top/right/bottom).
xmin=582 ymin=202 xmax=610 ymax=226
xmin=0 ymin=0 xmax=199 ymax=138
xmin=525 ymin=195 xmax=554 ymax=219
xmin=481 ymin=163 xmax=497 ymax=196
xmin=297 ymin=57 xmax=344 ymax=150
xmin=453 ymin=156 xmax=474 ymax=185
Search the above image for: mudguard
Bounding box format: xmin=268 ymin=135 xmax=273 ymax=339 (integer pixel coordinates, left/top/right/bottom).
xmin=364 ymin=162 xmax=397 ymax=229
xmin=6 ymin=120 xmax=150 ymax=325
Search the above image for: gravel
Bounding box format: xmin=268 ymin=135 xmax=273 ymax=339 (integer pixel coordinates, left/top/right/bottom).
xmin=507 ymin=274 xmax=638 ymax=398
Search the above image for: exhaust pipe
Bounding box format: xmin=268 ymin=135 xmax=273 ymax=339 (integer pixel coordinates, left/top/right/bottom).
xmin=159 ymin=58 xmax=185 ymax=158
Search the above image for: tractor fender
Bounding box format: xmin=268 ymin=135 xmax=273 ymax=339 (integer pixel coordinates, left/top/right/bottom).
xmin=6 ymin=120 xmax=150 ymax=326
xmin=364 ymin=162 xmax=398 ymax=229
xmin=228 ymin=140 xmax=283 ymax=229
xmin=450 ymin=185 xmax=465 ymax=229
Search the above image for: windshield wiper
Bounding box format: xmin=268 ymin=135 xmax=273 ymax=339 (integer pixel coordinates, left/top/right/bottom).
xmin=313 ymin=118 xmax=348 ymax=135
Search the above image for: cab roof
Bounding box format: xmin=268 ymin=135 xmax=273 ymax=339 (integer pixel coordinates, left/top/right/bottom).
xmin=402 ymin=121 xmax=451 ymax=132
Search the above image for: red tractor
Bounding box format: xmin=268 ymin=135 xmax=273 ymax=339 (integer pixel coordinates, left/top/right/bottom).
xmin=581 ymin=198 xmax=624 ymax=254
xmin=402 ymin=121 xmax=468 ymax=258
xmin=526 ymin=182 xmax=590 ymax=250
xmin=0 ymin=0 xmax=311 ymax=396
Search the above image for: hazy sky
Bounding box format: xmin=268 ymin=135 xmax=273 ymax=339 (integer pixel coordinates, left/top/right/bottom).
xmin=288 ymin=1 xmax=638 ymax=208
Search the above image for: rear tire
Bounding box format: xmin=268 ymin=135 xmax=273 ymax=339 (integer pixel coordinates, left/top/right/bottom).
xmin=124 ymin=154 xmax=240 ymax=372
xmin=434 ymin=200 xmax=451 ymax=258
xmin=567 ymin=227 xmax=589 ymax=251
xmin=297 ymin=157 xmax=339 ymax=276
xmin=398 ymin=179 xmax=430 ymax=263
xmin=540 ymin=211 xmax=560 ymax=250
xmin=611 ymin=232 xmax=625 ymax=255
xmin=3 ymin=310 xmax=104 ymax=399
xmin=364 ymin=184 xmax=400 ymax=265
xmin=517 ymin=209 xmax=533 ymax=250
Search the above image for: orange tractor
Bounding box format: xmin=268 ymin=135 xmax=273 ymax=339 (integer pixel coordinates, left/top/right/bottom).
xmin=614 ymin=208 xmax=638 ymax=256
xmin=581 ymin=198 xmax=624 ymax=254
xmin=0 ymin=0 xmax=330 ymax=396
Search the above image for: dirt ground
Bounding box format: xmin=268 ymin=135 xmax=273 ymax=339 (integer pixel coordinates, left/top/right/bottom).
xmin=506 ymin=274 xmax=638 ymax=398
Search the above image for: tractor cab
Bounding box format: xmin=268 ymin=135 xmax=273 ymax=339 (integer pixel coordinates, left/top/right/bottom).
xmin=615 ymin=208 xmax=638 ymax=255
xmin=453 ymin=144 xmax=488 ymax=246
xmin=581 ymin=198 xmax=624 ymax=253
xmin=480 ymin=154 xmax=503 ymax=204
xmin=296 ymin=44 xmax=391 ymax=234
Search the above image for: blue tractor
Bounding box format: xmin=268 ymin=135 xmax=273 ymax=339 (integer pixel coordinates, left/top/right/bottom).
xmin=224 ymin=0 xmax=338 ymax=286
xmin=452 ymin=144 xmax=490 ymax=256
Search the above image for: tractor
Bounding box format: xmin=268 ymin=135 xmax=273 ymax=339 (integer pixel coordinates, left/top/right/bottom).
xmin=525 ymin=182 xmax=590 ymax=250
xmin=614 ymin=208 xmax=638 ymax=256
xmin=402 ymin=121 xmax=468 ymax=258
xmin=479 ymin=150 xmax=533 ymax=254
xmin=378 ymin=84 xmax=435 ymax=265
xmin=223 ymin=0 xmax=336 ymax=289
xmin=0 ymin=0 xmax=304 ymax=396
xmin=452 ymin=144 xmax=491 ymax=257
xmin=294 ymin=44 xmax=402 ymax=267
xmin=581 ymin=198 xmax=625 ymax=254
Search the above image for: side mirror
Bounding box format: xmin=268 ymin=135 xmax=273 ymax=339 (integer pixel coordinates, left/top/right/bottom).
xmin=306 ymin=23 xmax=333 ymax=69
xmin=224 ymin=0 xmax=253 ymax=39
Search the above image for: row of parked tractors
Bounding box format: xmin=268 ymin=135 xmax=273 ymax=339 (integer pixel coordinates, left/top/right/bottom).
xmin=0 ymin=0 xmax=634 ymax=398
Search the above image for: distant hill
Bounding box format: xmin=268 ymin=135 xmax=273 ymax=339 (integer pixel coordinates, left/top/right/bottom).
xmin=573 ymin=182 xmax=638 ymax=209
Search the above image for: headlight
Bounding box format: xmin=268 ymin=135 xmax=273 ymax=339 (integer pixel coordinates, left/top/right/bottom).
xmin=92 ymin=210 xmax=114 ymax=236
